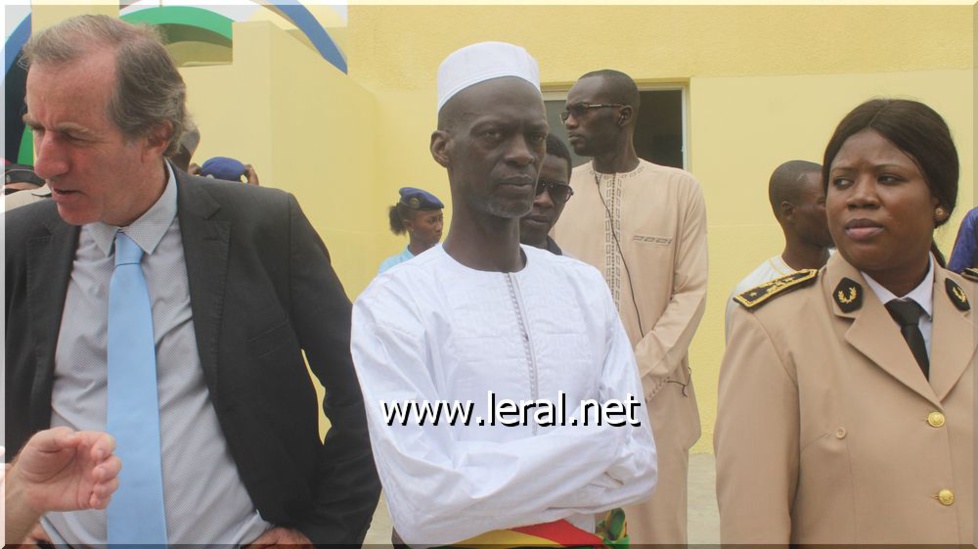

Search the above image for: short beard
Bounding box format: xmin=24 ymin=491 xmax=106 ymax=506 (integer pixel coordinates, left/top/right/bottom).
xmin=486 ymin=197 xmax=533 ymax=219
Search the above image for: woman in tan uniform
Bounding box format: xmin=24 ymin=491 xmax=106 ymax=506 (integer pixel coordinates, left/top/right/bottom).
xmin=716 ymin=98 xmax=974 ymax=544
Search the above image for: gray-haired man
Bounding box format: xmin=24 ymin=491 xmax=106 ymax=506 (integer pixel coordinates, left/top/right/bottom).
xmin=6 ymin=14 xmax=378 ymax=545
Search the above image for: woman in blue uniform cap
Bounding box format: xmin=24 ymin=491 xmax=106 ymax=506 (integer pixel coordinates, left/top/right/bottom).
xmin=378 ymin=187 xmax=445 ymax=274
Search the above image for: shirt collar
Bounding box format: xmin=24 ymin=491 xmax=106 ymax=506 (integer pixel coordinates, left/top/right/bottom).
xmin=89 ymin=162 xmax=178 ymax=258
xmin=588 ymin=159 xmax=645 ymax=178
xmin=862 ymin=255 xmax=935 ymax=318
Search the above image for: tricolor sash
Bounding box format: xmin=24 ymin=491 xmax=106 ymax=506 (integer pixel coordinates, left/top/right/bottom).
xmin=429 ymin=508 xmax=628 ymax=548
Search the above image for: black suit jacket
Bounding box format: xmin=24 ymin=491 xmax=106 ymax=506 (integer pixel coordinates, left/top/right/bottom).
xmin=5 ymin=171 xmax=380 ymax=544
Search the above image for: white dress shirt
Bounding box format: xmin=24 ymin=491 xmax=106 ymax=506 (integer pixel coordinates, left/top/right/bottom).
xmin=863 ymin=255 xmax=935 ymax=358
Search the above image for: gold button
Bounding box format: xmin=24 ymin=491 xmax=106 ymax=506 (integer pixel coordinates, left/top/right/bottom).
xmin=835 ymin=427 xmax=847 ymax=439
xmin=937 ymin=489 xmax=954 ymax=506
xmin=927 ymin=412 xmax=946 ymax=428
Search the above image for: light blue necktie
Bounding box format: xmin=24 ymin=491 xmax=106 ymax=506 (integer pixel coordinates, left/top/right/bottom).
xmin=106 ymin=231 xmax=168 ymax=545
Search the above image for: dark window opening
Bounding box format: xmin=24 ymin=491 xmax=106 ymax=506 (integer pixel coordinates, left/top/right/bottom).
xmin=545 ymin=88 xmax=685 ymax=170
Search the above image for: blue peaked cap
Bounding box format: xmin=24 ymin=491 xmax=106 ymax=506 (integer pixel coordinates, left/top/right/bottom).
xmin=399 ymin=187 xmax=444 ymax=210
xmin=200 ymin=156 xmax=247 ymax=182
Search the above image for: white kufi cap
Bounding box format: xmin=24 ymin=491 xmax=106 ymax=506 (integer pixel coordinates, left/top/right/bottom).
xmin=437 ymin=41 xmax=540 ymax=112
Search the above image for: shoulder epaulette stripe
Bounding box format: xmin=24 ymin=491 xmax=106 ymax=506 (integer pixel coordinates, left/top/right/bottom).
xmin=734 ymin=269 xmax=819 ymax=310
xmin=961 ymin=268 xmax=978 ymax=282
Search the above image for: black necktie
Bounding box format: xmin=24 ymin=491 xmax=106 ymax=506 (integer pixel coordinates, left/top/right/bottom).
xmin=884 ymin=299 xmax=929 ymax=379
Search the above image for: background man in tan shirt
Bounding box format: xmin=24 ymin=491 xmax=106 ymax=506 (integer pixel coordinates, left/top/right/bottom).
xmin=552 ymin=69 xmax=708 ymax=545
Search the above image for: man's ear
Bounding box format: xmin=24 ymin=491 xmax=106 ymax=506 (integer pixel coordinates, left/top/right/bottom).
xmin=618 ymin=106 xmax=634 ymax=126
xmin=142 ymin=122 xmax=173 ymax=160
xmin=430 ymin=130 xmax=451 ymax=168
xmin=780 ymin=201 xmax=795 ymax=223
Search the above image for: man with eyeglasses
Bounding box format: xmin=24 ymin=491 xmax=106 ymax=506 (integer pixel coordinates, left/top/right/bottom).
xmin=351 ymin=43 xmax=656 ymax=547
xmin=552 ymin=69 xmax=708 ymax=546
xmin=519 ymin=135 xmax=574 ymax=254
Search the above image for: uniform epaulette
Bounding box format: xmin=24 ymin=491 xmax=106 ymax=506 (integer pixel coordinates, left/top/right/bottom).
xmin=734 ymin=269 xmax=819 ymax=311
xmin=961 ymin=268 xmax=978 ymax=283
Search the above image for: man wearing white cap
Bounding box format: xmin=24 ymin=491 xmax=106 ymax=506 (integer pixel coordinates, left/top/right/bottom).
xmin=352 ymin=42 xmax=656 ymax=546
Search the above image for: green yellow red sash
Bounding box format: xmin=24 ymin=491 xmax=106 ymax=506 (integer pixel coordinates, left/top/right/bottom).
xmin=431 ymin=508 xmax=627 ymax=548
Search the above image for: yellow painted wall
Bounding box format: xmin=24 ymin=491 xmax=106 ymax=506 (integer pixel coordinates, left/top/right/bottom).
xmin=181 ymin=20 xmax=382 ymax=296
xmin=181 ymin=20 xmax=383 ymax=437
xmin=29 ymin=2 xmax=117 ymax=30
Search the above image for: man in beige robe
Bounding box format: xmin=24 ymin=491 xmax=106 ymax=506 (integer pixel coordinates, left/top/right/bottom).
xmin=552 ymin=69 xmax=708 ymax=545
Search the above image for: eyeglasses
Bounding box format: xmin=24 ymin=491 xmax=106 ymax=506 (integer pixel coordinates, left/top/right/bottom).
xmin=559 ymin=103 xmax=624 ymax=122
xmin=536 ymin=179 xmax=574 ymax=204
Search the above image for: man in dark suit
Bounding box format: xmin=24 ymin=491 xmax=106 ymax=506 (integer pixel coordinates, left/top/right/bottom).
xmin=5 ymin=14 xmax=379 ymax=545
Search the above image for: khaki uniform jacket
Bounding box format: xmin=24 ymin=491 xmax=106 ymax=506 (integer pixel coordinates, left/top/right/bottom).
xmin=716 ymin=253 xmax=974 ymax=544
